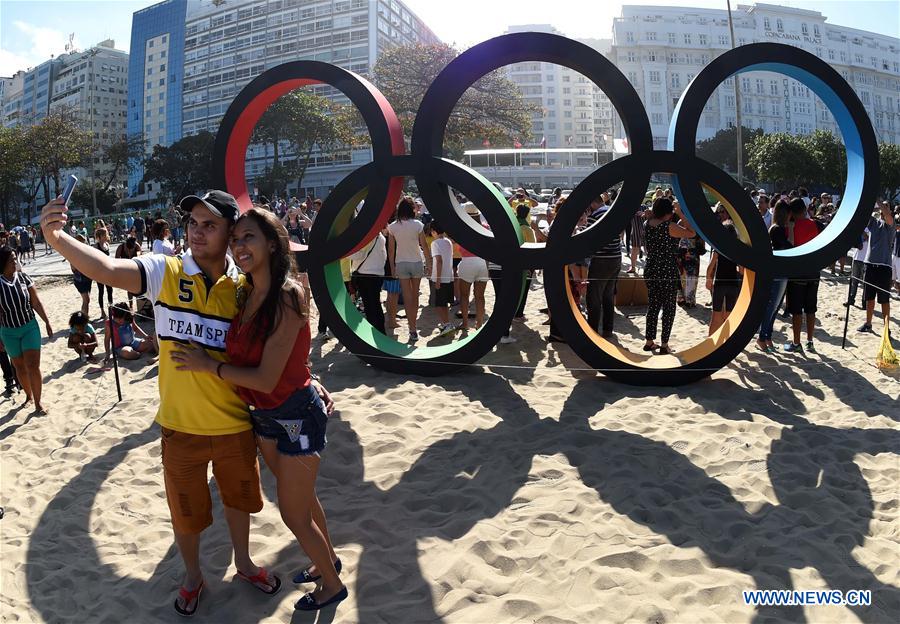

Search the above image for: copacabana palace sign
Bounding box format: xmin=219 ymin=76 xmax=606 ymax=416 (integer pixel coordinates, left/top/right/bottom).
xmin=765 ymin=30 xmax=822 ymax=45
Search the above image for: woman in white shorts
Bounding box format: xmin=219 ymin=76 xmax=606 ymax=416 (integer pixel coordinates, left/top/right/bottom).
xmin=456 ymin=206 xmax=490 ymax=330
xmin=387 ymin=197 xmax=429 ymax=341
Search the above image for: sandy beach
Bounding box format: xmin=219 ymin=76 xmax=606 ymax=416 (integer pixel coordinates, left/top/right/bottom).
xmin=1 ymin=258 xmax=898 ymax=623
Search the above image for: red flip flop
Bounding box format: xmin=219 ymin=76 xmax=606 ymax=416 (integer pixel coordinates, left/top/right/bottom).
xmin=174 ymin=580 xmax=204 ymax=617
xmin=237 ymin=567 xmax=282 ymax=595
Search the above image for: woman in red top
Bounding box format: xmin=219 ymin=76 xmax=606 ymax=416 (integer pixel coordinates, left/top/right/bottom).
xmin=170 ymin=208 xmax=346 ymax=612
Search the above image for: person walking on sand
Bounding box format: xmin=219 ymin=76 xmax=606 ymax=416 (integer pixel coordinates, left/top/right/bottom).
xmin=41 ymin=191 xmax=279 ymax=617
xmin=0 ymin=246 xmax=53 ymax=413
xmin=170 ymin=208 xmax=346 ymax=612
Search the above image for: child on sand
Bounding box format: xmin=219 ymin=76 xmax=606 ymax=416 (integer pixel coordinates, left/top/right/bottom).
xmin=67 ymin=311 xmax=98 ymax=361
xmin=430 ymin=220 xmax=455 ymax=336
xmin=104 ymin=302 xmax=156 ymax=361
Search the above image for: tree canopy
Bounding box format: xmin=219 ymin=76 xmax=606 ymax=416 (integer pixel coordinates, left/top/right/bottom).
xmin=251 ymin=89 xmax=358 ymax=198
xmin=746 ymin=130 xmax=900 ymax=202
xmin=373 ymin=42 xmax=538 ymax=159
xmin=141 ymin=131 xmax=216 ymax=204
xmin=695 ymin=125 xmax=764 ymax=181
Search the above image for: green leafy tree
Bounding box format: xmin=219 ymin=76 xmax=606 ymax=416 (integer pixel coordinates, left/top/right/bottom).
xmin=71 ymin=182 xmax=121 ymax=215
xmin=141 ymin=131 xmax=216 ymax=204
xmin=0 ymin=126 xmax=29 ymax=224
xmin=695 ymin=125 xmax=764 ymax=181
xmin=31 ymin=107 xmax=92 ymax=199
xmin=747 ymin=132 xmax=819 ymax=189
xmin=877 ymin=142 xmax=900 ymax=202
xmin=373 ymin=42 xmax=538 ymax=159
xmin=98 ymin=135 xmax=147 ymax=194
xmin=252 ymin=90 xmax=358 ymax=198
xmin=803 ymin=130 xmax=846 ymax=190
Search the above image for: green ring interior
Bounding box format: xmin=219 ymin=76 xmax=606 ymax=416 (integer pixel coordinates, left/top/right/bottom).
xmin=321 ymin=178 xmax=525 ymax=360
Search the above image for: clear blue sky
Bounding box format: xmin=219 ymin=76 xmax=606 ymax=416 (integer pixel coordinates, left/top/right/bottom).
xmin=2 ymin=0 xmax=898 ymax=76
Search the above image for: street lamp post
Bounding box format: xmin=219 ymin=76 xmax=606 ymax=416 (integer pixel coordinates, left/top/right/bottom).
xmin=87 ymin=48 xmax=99 ymax=215
xmin=727 ymin=0 xmax=744 ymax=186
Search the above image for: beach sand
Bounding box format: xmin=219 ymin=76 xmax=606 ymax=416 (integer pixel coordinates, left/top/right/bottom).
xmin=1 ymin=265 xmax=898 ymax=623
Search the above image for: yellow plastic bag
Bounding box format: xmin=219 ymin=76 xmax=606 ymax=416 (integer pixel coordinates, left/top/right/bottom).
xmin=876 ymin=321 xmax=898 ymax=370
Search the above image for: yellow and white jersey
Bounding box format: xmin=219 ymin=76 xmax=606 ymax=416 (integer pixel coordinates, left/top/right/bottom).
xmin=135 ymin=250 xmax=250 ymax=435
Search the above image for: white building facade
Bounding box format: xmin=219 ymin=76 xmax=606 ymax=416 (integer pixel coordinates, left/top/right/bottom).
xmin=610 ymin=3 xmax=900 ymax=149
xmin=49 ymin=41 xmax=130 ymax=199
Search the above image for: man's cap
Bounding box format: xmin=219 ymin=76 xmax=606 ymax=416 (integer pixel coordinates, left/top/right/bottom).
xmin=179 ymin=190 xmax=240 ymax=223
xmin=461 ymin=201 xmax=479 ymax=216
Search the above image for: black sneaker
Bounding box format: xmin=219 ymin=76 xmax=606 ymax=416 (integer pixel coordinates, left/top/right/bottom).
xmin=857 ymin=323 xmax=873 ymax=333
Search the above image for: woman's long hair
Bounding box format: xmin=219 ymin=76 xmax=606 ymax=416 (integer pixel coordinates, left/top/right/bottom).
xmin=238 ymin=208 xmax=307 ymax=341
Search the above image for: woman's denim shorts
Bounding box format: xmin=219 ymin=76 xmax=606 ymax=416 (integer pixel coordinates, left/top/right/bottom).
xmin=250 ymin=384 xmax=328 ymax=456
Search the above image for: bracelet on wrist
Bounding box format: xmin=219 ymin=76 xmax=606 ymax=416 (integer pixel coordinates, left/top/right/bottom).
xmin=216 ymin=362 xmax=225 ymax=379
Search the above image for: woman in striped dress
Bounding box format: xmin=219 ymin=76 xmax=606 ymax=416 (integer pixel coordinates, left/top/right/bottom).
xmin=0 ymin=246 xmax=53 ymax=413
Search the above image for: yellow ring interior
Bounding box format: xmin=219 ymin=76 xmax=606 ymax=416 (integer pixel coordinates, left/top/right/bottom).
xmin=566 ymin=183 xmax=757 ymax=368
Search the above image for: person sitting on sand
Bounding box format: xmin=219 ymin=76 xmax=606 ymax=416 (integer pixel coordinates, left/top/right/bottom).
xmin=170 ymin=208 xmax=347 ymax=613
xmin=67 ymin=311 xmax=98 ymax=362
xmin=104 ymin=301 xmax=156 ymax=361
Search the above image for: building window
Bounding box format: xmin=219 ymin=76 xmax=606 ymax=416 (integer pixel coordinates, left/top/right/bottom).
xmin=626 ymin=31 xmax=634 ymax=43
xmin=770 ymin=80 xmax=778 ymax=95
xmin=699 ymin=34 xmax=707 ymax=46
xmin=683 ymin=33 xmax=691 ymax=45
xmin=649 ymin=70 xmax=661 ymax=83
xmin=647 ymin=31 xmax=657 ymax=41
xmin=764 ymin=17 xmax=770 ymax=30
xmin=650 ymin=91 xmax=662 ymax=105
xmin=670 ymin=73 xmax=680 ymax=88
xmin=741 ymin=77 xmax=750 ymax=91
xmin=648 ymin=51 xmax=657 ymax=62
xmin=668 ymin=32 xmax=676 ymax=44
xmin=756 ymin=79 xmax=764 ymax=94
xmin=651 ymin=112 xmax=664 ymax=124
xmin=626 ymin=52 xmax=636 ymax=62
xmin=802 ymin=23 xmax=808 ymax=35
xmin=776 ymin=19 xmax=783 ymax=32
xmin=814 ymin=25 xmax=820 ymax=37
xmin=828 ymin=49 xmax=835 ymax=60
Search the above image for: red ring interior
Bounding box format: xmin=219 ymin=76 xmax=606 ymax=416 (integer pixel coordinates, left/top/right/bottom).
xmin=223 ymin=76 xmax=406 ymax=253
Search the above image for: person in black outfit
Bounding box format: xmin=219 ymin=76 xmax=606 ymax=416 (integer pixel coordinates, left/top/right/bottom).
xmin=706 ymin=221 xmax=743 ymax=335
xmin=585 ymin=194 xmax=622 ymax=338
xmin=642 ymin=197 xmax=696 ymax=354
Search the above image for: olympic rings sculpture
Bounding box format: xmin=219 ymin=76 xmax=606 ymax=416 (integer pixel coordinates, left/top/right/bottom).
xmin=212 ymin=33 xmax=879 ymax=386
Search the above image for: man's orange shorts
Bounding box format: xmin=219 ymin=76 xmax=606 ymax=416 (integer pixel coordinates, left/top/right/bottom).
xmin=160 ymin=427 xmax=263 ymax=534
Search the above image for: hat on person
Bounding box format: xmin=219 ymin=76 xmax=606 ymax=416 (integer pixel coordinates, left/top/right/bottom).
xmin=461 ymin=201 xmax=479 ymax=216
xmin=179 ymin=190 xmax=240 ymax=223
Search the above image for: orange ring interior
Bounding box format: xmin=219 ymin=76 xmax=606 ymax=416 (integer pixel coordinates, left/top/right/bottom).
xmin=565 ymin=183 xmax=758 ymax=368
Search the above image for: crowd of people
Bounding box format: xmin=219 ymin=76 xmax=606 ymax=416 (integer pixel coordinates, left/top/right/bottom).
xmin=0 ymin=180 xmax=895 ymax=617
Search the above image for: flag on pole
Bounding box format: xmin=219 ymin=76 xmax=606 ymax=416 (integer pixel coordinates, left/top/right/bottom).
xmin=539 ymin=136 xmax=546 ymax=148
xmin=613 ymin=137 xmax=630 ymax=154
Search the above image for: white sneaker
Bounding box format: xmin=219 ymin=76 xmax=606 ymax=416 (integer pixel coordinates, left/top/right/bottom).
xmin=437 ymin=323 xmax=457 ymax=337
xmin=500 ymin=335 xmax=517 ymax=344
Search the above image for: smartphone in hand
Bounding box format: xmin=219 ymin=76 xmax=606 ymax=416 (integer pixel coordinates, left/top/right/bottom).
xmin=61 ymin=175 xmax=78 ymax=206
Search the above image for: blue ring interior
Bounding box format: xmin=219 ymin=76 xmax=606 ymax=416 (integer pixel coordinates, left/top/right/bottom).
xmin=668 ymin=61 xmax=864 ymax=258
